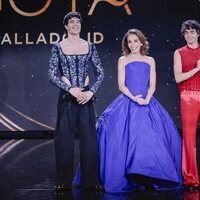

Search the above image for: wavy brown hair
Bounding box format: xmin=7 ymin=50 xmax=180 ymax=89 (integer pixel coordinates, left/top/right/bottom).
xmin=122 ymin=29 xmax=149 ymax=56
xmin=181 ymin=19 xmax=200 ymax=36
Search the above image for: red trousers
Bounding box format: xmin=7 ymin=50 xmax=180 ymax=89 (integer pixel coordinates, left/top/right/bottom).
xmin=184 ymin=191 xmax=199 ymax=200
xmin=181 ymin=91 xmax=200 ymax=186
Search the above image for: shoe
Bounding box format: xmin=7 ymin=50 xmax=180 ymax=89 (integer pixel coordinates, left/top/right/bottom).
xmin=54 ymin=184 xmax=71 ymax=192
xmin=94 ymin=185 xmax=105 ymax=193
xmin=184 ymin=185 xmax=200 ymax=191
xmin=83 ymin=185 xmax=105 ymax=193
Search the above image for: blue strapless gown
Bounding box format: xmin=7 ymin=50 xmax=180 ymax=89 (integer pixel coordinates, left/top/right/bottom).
xmin=97 ymin=61 xmax=182 ymax=192
xmin=73 ymin=61 xmax=183 ymax=192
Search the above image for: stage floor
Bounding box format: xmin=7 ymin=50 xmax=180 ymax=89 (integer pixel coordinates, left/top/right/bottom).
xmin=0 ymin=138 xmax=200 ymax=200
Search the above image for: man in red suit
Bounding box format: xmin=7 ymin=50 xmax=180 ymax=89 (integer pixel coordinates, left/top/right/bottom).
xmin=173 ymin=19 xmax=200 ymax=190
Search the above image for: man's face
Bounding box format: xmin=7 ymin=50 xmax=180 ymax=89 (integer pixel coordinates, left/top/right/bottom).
xmin=184 ymin=28 xmax=199 ymax=45
xmin=65 ymin=17 xmax=81 ymax=36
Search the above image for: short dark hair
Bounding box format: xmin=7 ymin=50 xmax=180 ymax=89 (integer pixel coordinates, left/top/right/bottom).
xmin=181 ymin=19 xmax=200 ymax=35
xmin=63 ymin=11 xmax=82 ymax=26
xmin=122 ymin=29 xmax=149 ymax=56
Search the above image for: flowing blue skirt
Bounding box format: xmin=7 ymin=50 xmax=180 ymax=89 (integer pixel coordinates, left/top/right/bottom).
xmin=97 ymin=94 xmax=182 ymax=192
xmin=74 ymin=94 xmax=183 ymax=193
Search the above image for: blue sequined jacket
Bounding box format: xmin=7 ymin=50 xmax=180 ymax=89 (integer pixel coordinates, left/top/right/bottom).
xmin=48 ymin=42 xmax=104 ymax=93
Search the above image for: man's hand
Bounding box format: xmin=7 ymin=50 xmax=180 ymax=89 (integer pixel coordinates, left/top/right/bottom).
xmin=69 ymin=87 xmax=84 ymax=99
xmin=77 ymin=91 xmax=94 ymax=104
xmin=196 ymin=60 xmax=200 ymax=71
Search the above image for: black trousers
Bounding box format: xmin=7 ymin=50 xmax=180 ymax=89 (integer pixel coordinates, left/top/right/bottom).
xmin=54 ymin=89 xmax=100 ymax=188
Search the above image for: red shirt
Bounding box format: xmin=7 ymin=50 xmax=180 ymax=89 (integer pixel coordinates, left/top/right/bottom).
xmin=178 ymin=45 xmax=200 ymax=92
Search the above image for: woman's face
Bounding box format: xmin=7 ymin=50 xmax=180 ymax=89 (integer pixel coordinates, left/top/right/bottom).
xmin=65 ymin=17 xmax=81 ymax=36
xmin=127 ymin=34 xmax=142 ymax=54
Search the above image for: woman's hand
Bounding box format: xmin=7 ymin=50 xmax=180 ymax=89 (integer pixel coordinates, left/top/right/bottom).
xmin=134 ymin=95 xmax=150 ymax=105
xmin=136 ymin=97 xmax=146 ymax=105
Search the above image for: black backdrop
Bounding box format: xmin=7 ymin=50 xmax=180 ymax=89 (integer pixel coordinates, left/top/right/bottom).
xmin=0 ymin=0 xmax=199 ymax=132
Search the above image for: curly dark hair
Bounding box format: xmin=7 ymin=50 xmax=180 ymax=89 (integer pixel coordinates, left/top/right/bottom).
xmin=63 ymin=11 xmax=82 ymax=26
xmin=181 ymin=19 xmax=200 ymax=36
xmin=122 ymin=29 xmax=149 ymax=56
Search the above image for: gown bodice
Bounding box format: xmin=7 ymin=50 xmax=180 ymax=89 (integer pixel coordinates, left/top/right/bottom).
xmin=125 ymin=61 xmax=150 ymax=98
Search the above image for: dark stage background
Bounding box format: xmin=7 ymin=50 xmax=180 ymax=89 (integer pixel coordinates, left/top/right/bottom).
xmin=0 ymin=0 xmax=199 ymax=132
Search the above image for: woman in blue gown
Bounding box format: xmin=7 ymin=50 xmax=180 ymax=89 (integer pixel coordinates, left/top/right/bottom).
xmin=73 ymin=28 xmax=183 ymax=192
xmin=96 ymin=29 xmax=183 ymax=193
